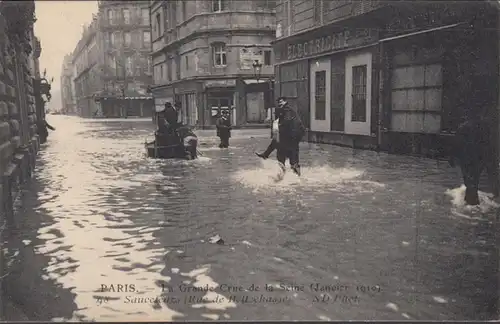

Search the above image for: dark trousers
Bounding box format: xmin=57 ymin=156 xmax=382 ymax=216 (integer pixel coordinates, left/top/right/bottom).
xmin=276 ymin=141 xmax=300 ymax=168
xmin=261 ymin=139 xmax=278 ymax=157
xmin=460 ymin=157 xmax=499 ymax=205
xmin=219 ymin=135 xmax=229 ymax=148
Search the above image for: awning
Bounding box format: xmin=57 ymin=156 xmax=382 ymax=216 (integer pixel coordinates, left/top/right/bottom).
xmin=243 ymin=79 xmax=266 ymax=85
xmin=379 ymin=22 xmax=468 ymax=43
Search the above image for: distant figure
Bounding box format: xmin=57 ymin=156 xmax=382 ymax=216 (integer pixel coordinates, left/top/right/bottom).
xmin=216 ymin=110 xmax=231 ymax=148
xmin=37 ymin=118 xmax=55 ymax=143
xmin=449 ymin=107 xmax=499 ymax=205
xmin=274 ymin=97 xmax=305 ymax=177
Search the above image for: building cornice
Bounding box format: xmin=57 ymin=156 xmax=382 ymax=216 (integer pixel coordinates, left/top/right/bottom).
xmin=150 ymin=73 xmax=274 ymax=91
xmin=152 ymin=28 xmax=275 ymax=57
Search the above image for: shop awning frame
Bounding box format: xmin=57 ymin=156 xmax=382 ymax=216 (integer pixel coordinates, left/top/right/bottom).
xmin=379 ymin=22 xmax=469 ymax=43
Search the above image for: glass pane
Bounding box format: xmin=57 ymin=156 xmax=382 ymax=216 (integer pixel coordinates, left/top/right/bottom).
xmin=352 ymin=65 xmax=367 ymax=122
xmin=314 ymin=70 xmax=326 ymax=120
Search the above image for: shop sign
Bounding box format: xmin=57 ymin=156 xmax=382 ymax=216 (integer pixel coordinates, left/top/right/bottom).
xmin=283 ymin=28 xmax=378 ymax=61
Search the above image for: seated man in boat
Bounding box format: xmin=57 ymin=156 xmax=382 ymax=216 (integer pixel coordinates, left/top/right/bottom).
xmin=155 ymin=103 xmax=179 ymax=147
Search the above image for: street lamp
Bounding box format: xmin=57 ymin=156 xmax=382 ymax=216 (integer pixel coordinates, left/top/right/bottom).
xmin=252 ymin=59 xmax=262 ymax=83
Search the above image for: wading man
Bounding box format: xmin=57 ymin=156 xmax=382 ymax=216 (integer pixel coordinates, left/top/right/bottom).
xmin=216 ymin=110 xmax=231 ymax=148
xmin=275 ymin=97 xmax=305 ymax=178
xmin=449 ymin=106 xmax=499 ymax=205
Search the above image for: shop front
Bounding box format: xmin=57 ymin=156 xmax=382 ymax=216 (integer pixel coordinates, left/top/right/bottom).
xmin=378 ymin=2 xmax=499 ymax=158
xmin=274 ymin=26 xmax=380 ymax=148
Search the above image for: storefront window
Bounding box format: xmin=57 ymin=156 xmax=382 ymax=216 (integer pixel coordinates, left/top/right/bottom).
xmin=351 ymin=65 xmax=367 ymax=122
xmin=391 ymin=63 xmax=442 ymax=133
xmin=314 ymin=70 xmax=326 ymax=120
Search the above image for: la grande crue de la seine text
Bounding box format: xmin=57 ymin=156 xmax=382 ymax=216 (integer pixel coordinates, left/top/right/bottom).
xmin=160 ymin=283 xmax=382 ymax=293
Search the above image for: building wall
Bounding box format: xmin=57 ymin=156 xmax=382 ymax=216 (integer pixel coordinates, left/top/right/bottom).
xmin=97 ymin=1 xmax=153 ymax=118
xmin=274 ymin=0 xmax=500 ymax=163
xmin=60 ymin=54 xmax=76 ymax=115
xmin=0 ymin=2 xmax=42 ymax=309
xmin=151 ymin=0 xmax=276 ymax=127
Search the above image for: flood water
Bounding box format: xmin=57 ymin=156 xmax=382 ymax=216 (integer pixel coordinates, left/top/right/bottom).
xmin=2 ymin=115 xmax=499 ymax=321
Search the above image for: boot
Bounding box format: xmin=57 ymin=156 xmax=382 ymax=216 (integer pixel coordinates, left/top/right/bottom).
xmin=255 ymin=152 xmax=268 ymax=159
xmin=465 ymin=186 xmax=480 ymax=206
xmin=292 ymin=164 xmax=301 ymax=176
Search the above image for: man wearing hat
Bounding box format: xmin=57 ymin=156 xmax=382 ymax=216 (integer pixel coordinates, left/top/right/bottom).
xmin=216 ymin=109 xmax=232 ymax=148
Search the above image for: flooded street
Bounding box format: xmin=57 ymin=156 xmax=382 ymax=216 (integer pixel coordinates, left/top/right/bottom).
xmin=3 ymin=115 xmax=499 ymax=321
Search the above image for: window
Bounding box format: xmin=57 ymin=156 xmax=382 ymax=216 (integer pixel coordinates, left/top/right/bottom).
xmin=111 ymin=32 xmax=119 ymax=46
xmin=160 ymin=64 xmax=164 ymax=82
xmin=283 ymin=0 xmax=292 ymax=36
xmin=143 ymin=31 xmax=151 ymax=48
xmin=314 ymin=0 xmax=323 ymax=25
xmin=141 ymin=8 xmax=150 ymax=25
xmin=126 ymin=56 xmax=133 ymax=75
xmin=212 ymin=43 xmax=227 ymax=67
xmin=182 ymin=1 xmax=187 ymax=21
xmin=108 ymin=55 xmax=116 ymax=70
xmin=155 ymin=13 xmax=161 ymax=37
xmin=147 ymin=56 xmax=152 ymax=73
xmin=107 ymin=9 xmax=114 ymax=25
xmin=314 ymin=70 xmax=326 ymax=120
xmin=123 ymin=32 xmax=131 ymax=47
xmin=167 ymin=59 xmax=172 ymax=81
xmin=351 ymin=65 xmax=367 ymax=122
xmin=185 ymin=55 xmax=189 ymax=70
xmin=212 ymin=0 xmax=226 ymax=12
xmin=264 ymin=50 xmax=271 ymax=66
xmin=122 ymin=8 xmax=130 ymax=24
xmin=391 ymin=63 xmax=443 ymax=133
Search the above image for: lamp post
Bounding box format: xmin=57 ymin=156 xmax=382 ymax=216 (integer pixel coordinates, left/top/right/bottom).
xmin=252 ymin=59 xmax=262 ymax=83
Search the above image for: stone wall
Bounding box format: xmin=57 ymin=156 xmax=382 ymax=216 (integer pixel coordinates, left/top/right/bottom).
xmin=0 ymin=1 xmax=40 ymax=319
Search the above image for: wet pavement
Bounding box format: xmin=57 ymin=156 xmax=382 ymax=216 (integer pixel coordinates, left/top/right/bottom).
xmin=2 ymin=115 xmax=499 ymax=321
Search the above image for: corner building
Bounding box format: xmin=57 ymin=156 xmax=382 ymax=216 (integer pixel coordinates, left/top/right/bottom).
xmin=150 ymin=0 xmax=276 ymax=127
xmin=273 ymin=0 xmax=500 ymax=162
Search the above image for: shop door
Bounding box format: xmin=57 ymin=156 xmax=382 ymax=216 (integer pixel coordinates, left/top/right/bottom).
xmin=309 ymin=59 xmax=331 ymax=132
xmin=246 ymin=92 xmax=265 ymax=123
xmin=345 ymin=52 xmax=372 ymax=135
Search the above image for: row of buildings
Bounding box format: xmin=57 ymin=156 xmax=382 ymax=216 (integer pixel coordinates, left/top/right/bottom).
xmin=63 ymin=1 xmax=500 ymax=158
xmin=61 ymin=1 xmax=154 ymax=118
xmin=62 ymin=0 xmax=276 ymax=124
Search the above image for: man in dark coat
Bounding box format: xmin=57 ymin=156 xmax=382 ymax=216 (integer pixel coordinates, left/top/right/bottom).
xmin=36 ymin=117 xmax=55 ymax=143
xmin=275 ymin=96 xmax=305 ymax=176
xmin=449 ymin=106 xmax=499 ymax=205
xmin=216 ymin=110 xmax=231 ymax=148
xmin=155 ymin=102 xmax=179 ymax=147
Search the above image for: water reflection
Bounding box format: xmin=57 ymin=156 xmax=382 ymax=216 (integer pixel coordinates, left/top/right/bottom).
xmin=4 ymin=116 xmax=498 ymax=321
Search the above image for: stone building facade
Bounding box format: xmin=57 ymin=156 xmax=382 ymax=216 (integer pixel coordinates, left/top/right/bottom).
xmin=273 ymin=0 xmax=500 ymax=161
xmin=60 ymin=54 xmax=76 ymax=115
xmin=71 ymin=16 xmax=101 ymax=118
xmin=150 ymin=0 xmax=276 ymax=128
xmin=96 ymin=1 xmax=153 ymax=118
xmin=0 ymin=0 xmax=42 ymax=318
xmin=69 ymin=1 xmax=154 ymax=118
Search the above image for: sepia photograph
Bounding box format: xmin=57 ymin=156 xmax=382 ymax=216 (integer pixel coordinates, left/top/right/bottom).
xmin=0 ymin=0 xmax=499 ymax=321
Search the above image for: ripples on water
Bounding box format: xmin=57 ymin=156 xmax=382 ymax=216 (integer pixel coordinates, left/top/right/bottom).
xmin=11 ymin=116 xmax=500 ymax=321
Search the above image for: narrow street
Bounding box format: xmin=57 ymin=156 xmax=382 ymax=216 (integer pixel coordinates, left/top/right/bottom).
xmin=2 ymin=115 xmax=498 ymax=321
